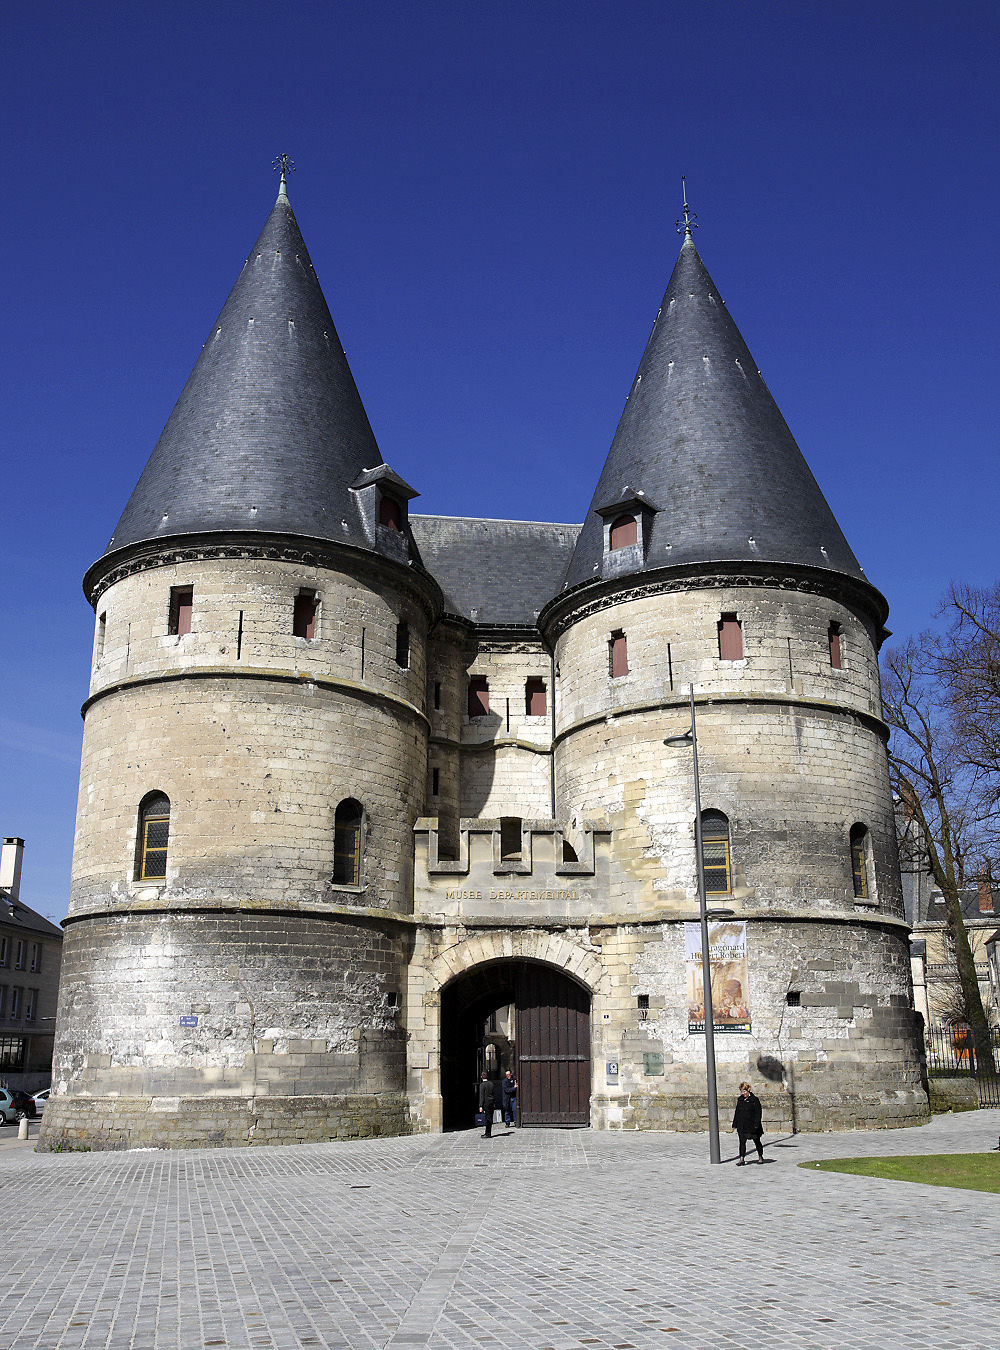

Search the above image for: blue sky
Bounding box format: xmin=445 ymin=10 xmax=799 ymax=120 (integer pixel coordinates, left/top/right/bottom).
xmin=3 ymin=1 xmax=998 ymax=919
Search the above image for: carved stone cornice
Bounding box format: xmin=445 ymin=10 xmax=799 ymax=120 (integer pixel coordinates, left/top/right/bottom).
xmin=83 ymin=531 xmax=444 ymax=622
xmin=537 ymin=561 xmax=889 ymax=645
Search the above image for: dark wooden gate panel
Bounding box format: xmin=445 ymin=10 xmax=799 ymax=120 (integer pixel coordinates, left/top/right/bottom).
xmin=515 ymin=963 xmax=591 ymax=1126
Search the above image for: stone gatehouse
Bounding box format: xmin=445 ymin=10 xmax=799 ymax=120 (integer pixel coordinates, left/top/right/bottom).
xmin=40 ymin=171 xmax=928 ymax=1150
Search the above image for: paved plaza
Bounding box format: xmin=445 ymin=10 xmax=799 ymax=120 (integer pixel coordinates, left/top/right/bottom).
xmin=0 ymin=1111 xmax=997 ymax=1350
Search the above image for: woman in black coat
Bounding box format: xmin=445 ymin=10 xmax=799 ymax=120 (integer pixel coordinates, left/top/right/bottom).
xmin=732 ymin=1081 xmax=764 ymax=1164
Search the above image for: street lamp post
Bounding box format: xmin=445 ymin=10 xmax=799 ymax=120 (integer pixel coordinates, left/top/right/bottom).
xmin=665 ymin=684 xmax=726 ymax=1164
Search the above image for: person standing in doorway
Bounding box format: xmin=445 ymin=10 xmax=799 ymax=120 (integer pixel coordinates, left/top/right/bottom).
xmin=732 ymin=1081 xmax=765 ymax=1164
xmin=479 ymin=1072 xmax=497 ymax=1138
xmin=501 ymin=1069 xmax=518 ymax=1127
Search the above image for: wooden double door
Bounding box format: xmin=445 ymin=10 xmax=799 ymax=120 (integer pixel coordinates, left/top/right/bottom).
xmin=441 ymin=959 xmax=591 ymax=1128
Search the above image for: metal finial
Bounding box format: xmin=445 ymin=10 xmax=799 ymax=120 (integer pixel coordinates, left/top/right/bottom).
xmin=272 ymin=154 xmax=295 ymax=201
xmin=676 ymin=176 xmax=698 ymax=238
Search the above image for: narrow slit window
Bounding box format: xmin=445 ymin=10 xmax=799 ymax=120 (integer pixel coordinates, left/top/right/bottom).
xmin=431 ymin=768 xmax=440 ymax=797
xmin=500 ymin=817 xmax=522 ymax=860
xmin=395 ymin=620 xmax=410 ymax=669
xmin=29 ymin=943 xmax=41 ymax=973
xmin=700 ymin=810 xmax=732 ymax=894
xmin=525 ymin=678 xmax=547 ymax=716
xmin=135 ymin=792 xmax=170 ymax=881
xmin=0 ymin=938 xmax=7 ymax=968
xmin=718 ymin=614 xmax=743 ymax=661
xmin=433 ymin=681 xmax=441 ymax=710
xmin=333 ymin=799 xmax=364 ymax=886
xmin=168 ymin=587 xmax=193 ymax=637
xmin=609 ymin=630 xmax=629 ymax=679
xmin=96 ymin=613 xmax=107 ymax=661
xmin=9 ymin=989 xmax=20 ymax=1020
xmin=609 ymin=514 xmax=638 ymax=551
xmin=468 ymin=676 xmax=489 ymax=718
xmin=828 ymin=622 xmax=843 ymax=669
xmin=850 ymin=824 xmax=869 ymax=898
xmin=25 ymin=989 xmax=37 ymax=1022
xmin=293 ymin=589 xmax=318 ymax=639
xmin=14 ymin=942 xmax=25 ymax=971
xmin=379 ymin=496 xmax=402 ymax=531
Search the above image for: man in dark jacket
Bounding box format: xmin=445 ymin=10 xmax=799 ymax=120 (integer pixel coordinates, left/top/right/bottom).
xmin=732 ymin=1081 xmax=765 ymax=1164
xmin=479 ymin=1073 xmax=497 ymax=1138
xmin=501 ymin=1070 xmax=518 ymax=1127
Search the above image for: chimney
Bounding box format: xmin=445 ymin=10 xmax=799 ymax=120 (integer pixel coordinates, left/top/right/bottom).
xmin=977 ymin=875 xmax=994 ymax=914
xmin=0 ymin=838 xmax=25 ymax=902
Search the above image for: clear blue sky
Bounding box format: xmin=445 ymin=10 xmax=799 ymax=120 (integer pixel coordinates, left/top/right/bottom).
xmin=3 ymin=1 xmax=998 ymax=919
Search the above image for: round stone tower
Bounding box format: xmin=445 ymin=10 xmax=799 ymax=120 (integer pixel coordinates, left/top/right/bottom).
xmin=538 ymin=220 xmax=927 ymax=1130
xmin=41 ymin=173 xmax=438 ymax=1149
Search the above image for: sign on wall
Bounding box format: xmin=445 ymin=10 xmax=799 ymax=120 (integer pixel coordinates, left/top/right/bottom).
xmin=685 ymin=921 xmax=751 ymax=1035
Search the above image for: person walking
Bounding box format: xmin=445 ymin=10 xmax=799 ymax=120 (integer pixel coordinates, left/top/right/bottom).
xmin=732 ymin=1081 xmax=765 ymax=1164
xmin=501 ymin=1069 xmax=518 ymax=1127
xmin=479 ymin=1072 xmax=497 ymax=1138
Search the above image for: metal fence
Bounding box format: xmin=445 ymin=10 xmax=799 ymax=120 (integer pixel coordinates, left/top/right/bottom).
xmin=926 ymin=1023 xmax=1000 ymax=1108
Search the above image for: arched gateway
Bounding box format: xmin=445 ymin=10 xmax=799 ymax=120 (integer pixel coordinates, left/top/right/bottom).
xmin=441 ymin=960 xmax=592 ymax=1129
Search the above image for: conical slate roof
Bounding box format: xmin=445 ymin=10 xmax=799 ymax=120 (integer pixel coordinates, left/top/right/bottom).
xmin=563 ymin=233 xmax=865 ymax=590
xmin=104 ymin=185 xmax=383 ymax=556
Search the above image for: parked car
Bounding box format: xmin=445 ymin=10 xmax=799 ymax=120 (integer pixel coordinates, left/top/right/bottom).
xmin=0 ymin=1090 xmax=37 ymax=1123
xmin=32 ymin=1088 xmax=50 ymax=1114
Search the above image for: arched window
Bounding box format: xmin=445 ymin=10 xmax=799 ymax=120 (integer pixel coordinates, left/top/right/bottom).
xmin=334 ymin=798 xmax=364 ymax=886
xmin=379 ymin=496 xmax=402 ymax=531
xmin=850 ymin=824 xmax=869 ymax=898
xmin=135 ymin=792 xmax=170 ymax=881
xmin=609 ymin=514 xmax=638 ymax=550
xmin=700 ymin=810 xmax=731 ymax=894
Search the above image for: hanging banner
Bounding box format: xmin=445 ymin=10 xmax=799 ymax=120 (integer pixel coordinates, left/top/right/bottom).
xmin=686 ymin=921 xmax=751 ymax=1034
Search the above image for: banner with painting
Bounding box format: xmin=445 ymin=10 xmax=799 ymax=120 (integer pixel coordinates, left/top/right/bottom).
xmin=685 ymin=921 xmax=751 ymax=1034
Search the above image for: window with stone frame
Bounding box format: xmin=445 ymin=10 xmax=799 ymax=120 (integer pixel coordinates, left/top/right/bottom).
xmin=525 ymin=678 xmax=547 ymax=716
xmin=13 ymin=941 xmax=24 ymax=971
xmin=395 ymin=620 xmax=410 ymax=669
xmin=135 ymin=792 xmax=170 ymax=881
xmin=0 ymin=937 xmax=7 ymax=968
xmin=718 ymin=614 xmax=743 ymax=661
xmin=701 ymin=811 xmax=732 ymax=894
xmin=468 ymin=676 xmax=489 ymax=718
xmin=293 ymin=589 xmax=318 ymax=639
xmin=168 ymin=586 xmax=193 ymax=637
xmin=609 ymin=631 xmax=629 ymax=679
xmin=333 ymin=798 xmax=364 ymax=886
xmin=850 ymin=824 xmax=870 ymax=898
xmin=29 ymin=943 xmax=41 ymax=973
xmin=25 ymin=989 xmax=37 ymax=1022
xmin=828 ymin=622 xmax=843 ymax=669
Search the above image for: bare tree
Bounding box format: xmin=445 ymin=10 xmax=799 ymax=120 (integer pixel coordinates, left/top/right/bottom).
xmin=939 ymin=583 xmax=1000 ymax=789
xmin=881 ymin=638 xmax=996 ymax=1073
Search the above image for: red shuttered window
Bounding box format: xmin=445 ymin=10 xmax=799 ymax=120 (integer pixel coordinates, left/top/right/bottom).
xmin=525 ymin=678 xmax=547 ymax=716
xmin=828 ymin=622 xmax=842 ymax=669
xmin=718 ymin=614 xmax=743 ymax=661
xmin=468 ymin=676 xmax=489 ymax=718
xmin=609 ymin=514 xmax=638 ymax=550
xmin=609 ymin=631 xmax=629 ymax=679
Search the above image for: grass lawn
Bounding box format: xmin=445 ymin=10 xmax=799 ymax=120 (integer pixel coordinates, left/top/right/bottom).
xmin=801 ymin=1152 xmax=1000 ymax=1193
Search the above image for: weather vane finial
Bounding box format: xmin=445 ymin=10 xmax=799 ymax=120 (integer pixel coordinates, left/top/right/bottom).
xmin=676 ymin=176 xmax=698 ymax=238
xmin=273 ymin=153 xmax=295 ymax=202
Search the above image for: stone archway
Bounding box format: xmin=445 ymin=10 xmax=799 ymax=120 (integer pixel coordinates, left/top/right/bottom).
xmin=407 ymin=930 xmax=605 ymax=1132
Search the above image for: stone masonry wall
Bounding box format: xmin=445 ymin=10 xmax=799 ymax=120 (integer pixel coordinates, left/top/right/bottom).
xmin=39 ymin=909 xmax=412 ymax=1149
xmin=553 ymin=584 xmax=900 ymax=920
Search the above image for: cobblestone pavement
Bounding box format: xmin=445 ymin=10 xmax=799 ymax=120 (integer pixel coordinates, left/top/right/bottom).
xmin=0 ymin=1111 xmax=997 ymax=1350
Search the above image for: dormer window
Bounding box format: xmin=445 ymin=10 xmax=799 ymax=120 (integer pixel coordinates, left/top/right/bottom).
xmin=595 ymin=489 xmax=658 ymax=572
xmin=609 ymin=514 xmax=638 ymax=550
xmin=379 ymin=496 xmax=402 ymax=531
